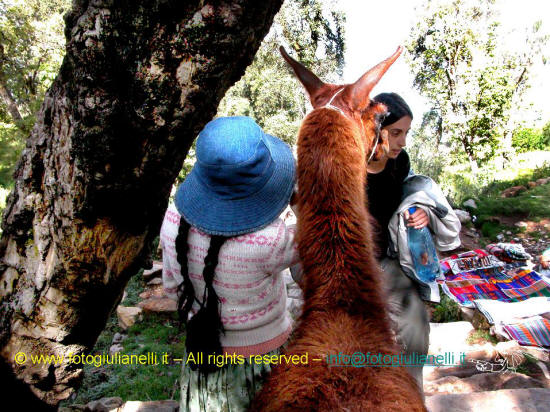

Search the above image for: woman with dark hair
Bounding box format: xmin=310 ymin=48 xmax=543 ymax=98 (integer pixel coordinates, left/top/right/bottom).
xmin=160 ymin=116 xmax=299 ymax=411
xmin=366 ymin=92 xmax=430 ymax=394
xmin=367 ymin=92 xmax=429 ymax=255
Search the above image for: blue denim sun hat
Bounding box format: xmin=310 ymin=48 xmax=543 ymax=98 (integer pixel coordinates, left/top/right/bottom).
xmin=175 ymin=116 xmax=295 ymax=236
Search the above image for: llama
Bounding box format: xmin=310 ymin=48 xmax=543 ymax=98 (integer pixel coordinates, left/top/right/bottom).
xmin=249 ymin=47 xmax=427 ymax=411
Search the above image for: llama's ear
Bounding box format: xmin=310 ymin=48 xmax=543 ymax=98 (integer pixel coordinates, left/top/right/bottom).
xmin=349 ymin=46 xmax=403 ymax=111
xmin=280 ymin=46 xmax=325 ymax=101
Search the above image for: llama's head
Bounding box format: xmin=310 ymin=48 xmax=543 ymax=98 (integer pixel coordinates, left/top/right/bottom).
xmin=280 ymin=46 xmax=402 ymax=161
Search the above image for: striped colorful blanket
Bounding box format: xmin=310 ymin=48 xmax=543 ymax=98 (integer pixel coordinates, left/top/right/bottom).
xmin=502 ymin=316 xmax=550 ymax=348
xmin=441 ymin=264 xmax=550 ymax=307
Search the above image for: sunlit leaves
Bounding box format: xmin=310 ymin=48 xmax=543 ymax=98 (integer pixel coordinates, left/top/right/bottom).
xmin=217 ymin=0 xmax=346 ymax=145
xmin=406 ymin=0 xmax=548 ymax=166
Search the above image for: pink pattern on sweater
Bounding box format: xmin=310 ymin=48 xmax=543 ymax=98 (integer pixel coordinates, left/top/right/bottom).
xmin=160 ymin=203 xmax=299 ymax=353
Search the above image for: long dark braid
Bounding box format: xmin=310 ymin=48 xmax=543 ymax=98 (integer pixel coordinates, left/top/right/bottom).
xmin=175 ymin=217 xmax=229 ymax=374
xmin=175 ymin=219 xmax=193 ymax=324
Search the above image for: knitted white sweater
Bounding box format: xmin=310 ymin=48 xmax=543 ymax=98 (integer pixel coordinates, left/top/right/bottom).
xmin=160 ymin=203 xmax=299 ymax=356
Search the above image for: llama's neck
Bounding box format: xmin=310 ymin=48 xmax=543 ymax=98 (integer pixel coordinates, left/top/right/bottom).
xmin=297 ymin=109 xmax=386 ymax=313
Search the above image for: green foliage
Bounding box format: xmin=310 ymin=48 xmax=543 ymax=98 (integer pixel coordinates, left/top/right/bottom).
xmin=431 ymin=293 xmax=462 ymax=323
xmin=408 ymin=110 xmax=450 ymax=182
xmin=543 ymin=120 xmax=550 ymax=146
xmin=0 ymin=122 xmax=24 ymax=186
xmin=511 ymin=127 xmax=549 ymax=152
xmin=0 ymin=0 xmax=71 ymax=187
xmin=217 ymin=0 xmax=346 ymax=145
xmin=406 ymin=0 xmax=548 ymax=166
xmin=0 ymin=184 xmax=11 ymax=231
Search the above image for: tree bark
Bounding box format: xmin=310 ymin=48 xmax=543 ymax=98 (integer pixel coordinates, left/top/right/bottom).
xmin=0 ymin=0 xmax=283 ymax=407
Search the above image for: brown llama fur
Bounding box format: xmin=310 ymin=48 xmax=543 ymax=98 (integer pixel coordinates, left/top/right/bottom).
xmin=249 ymin=47 xmax=427 ymax=411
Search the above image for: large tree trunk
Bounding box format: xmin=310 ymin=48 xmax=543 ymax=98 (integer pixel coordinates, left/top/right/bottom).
xmin=0 ymin=0 xmax=283 ymax=408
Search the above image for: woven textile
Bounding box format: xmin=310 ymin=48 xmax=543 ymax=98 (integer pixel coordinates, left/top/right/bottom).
xmin=443 ymin=281 xmax=513 ymax=306
xmin=442 ymin=260 xmax=550 ymax=307
xmin=485 ymin=243 xmax=531 ymax=263
xmin=489 ymin=269 xmax=545 ymax=289
xmin=444 ymin=271 xmax=485 ymax=282
xmin=445 ymin=278 xmax=488 ymax=288
xmin=502 ymin=316 xmax=550 ymax=348
xmin=502 ymin=280 xmax=550 ymax=300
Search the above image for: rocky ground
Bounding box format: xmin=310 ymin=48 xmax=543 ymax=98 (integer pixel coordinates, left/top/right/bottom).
xmin=443 ymin=215 xmax=549 ymax=263
xmin=425 ymin=322 xmax=550 ymax=412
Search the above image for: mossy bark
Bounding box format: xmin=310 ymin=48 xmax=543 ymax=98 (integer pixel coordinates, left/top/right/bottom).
xmin=0 ymin=0 xmax=283 ymax=407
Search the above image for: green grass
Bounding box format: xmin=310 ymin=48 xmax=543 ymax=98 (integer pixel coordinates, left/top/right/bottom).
xmin=478 ymin=162 xmax=550 ymax=198
xmin=466 ymin=329 xmax=499 ymax=345
xmin=74 ymin=312 xmax=185 ymax=403
xmin=475 ymin=184 xmax=550 ymax=220
xmin=464 ymin=166 xmax=550 ymax=240
xmin=62 ymin=272 xmax=185 ymax=406
xmin=123 ymin=269 xmax=146 ymax=307
xmin=479 ymin=221 xmax=522 ymax=240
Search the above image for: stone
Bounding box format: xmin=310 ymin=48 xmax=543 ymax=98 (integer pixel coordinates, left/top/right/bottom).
xmin=137 ymin=297 xmax=177 ymax=313
xmin=520 ymin=347 xmax=550 ymax=362
xmin=454 ymin=209 xmax=471 ymax=224
xmin=489 ymin=326 xmax=508 ymax=342
xmin=528 ymin=181 xmax=538 ymax=188
xmin=109 ymin=344 xmax=123 ymax=354
xmin=425 ymin=388 xmax=550 ymax=412
xmin=424 ymin=343 xmax=500 ymax=382
xmin=147 ymin=277 xmax=163 ymax=286
xmin=112 ymin=332 xmax=125 ymax=344
xmin=118 ymin=400 xmax=179 ymax=412
xmin=500 ymin=185 xmax=527 ymax=198
xmin=139 ymin=284 xmax=166 ymax=300
xmin=428 ymin=322 xmax=475 ymax=354
xmin=424 ymin=360 xmax=481 ymax=381
xmin=470 ymin=309 xmax=491 ymax=330
xmin=515 ymin=221 xmax=528 ymax=228
xmin=85 ymin=397 xmax=123 ymax=412
xmin=143 ymin=260 xmax=163 ymax=280
xmin=536 ymin=178 xmax=549 ymax=185
xmin=496 ymin=234 xmax=505 ymax=241
xmin=495 ymin=341 xmax=526 ymax=368
xmin=424 ymin=372 xmax=544 ymax=395
xmin=463 ymin=199 xmax=477 ymax=209
xmin=459 ymin=307 xmax=475 ymax=322
xmin=116 ymin=306 xmax=143 ymax=330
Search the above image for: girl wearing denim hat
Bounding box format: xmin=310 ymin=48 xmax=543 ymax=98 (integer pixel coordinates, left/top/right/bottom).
xmin=160 ymin=116 xmax=299 ymax=411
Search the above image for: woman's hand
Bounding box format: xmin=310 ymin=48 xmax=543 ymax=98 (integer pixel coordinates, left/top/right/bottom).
xmin=404 ymin=208 xmax=429 ymax=229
